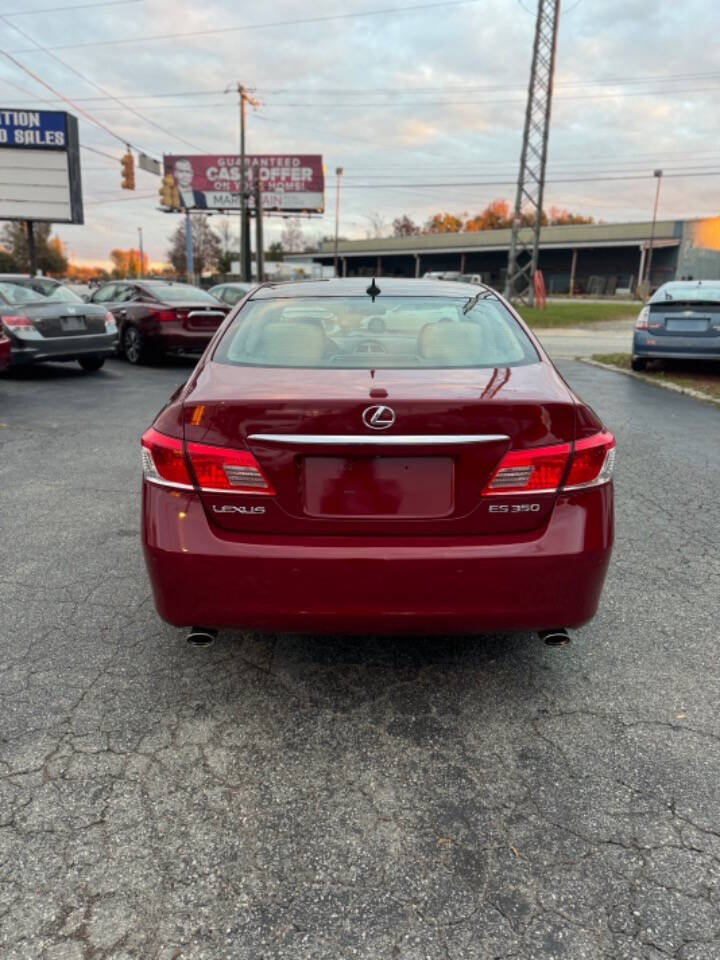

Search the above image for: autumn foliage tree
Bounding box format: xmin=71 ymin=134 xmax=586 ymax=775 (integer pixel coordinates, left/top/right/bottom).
xmin=389 ymin=201 xmax=593 ymax=236
xmin=109 ymin=249 xmax=149 ymax=278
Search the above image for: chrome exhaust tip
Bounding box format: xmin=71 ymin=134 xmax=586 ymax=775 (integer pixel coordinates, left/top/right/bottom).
xmin=538 ymin=628 xmax=570 ymax=647
xmin=185 ymin=627 xmax=217 ymax=648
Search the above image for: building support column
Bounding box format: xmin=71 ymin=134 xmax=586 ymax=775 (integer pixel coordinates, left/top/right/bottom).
xmin=376 ymin=256 xmax=382 ymax=277
xmin=637 ymin=244 xmax=647 ymax=297
xmin=341 ymin=256 xmax=347 ymax=278
xmin=569 ymin=247 xmax=578 ymax=296
xmin=460 ymin=253 xmax=466 ymax=273
xmin=414 ymin=253 xmax=421 ymax=278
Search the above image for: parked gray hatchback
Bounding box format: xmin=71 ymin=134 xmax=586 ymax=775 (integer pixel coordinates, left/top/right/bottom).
xmin=632 ymin=280 xmax=720 ymax=370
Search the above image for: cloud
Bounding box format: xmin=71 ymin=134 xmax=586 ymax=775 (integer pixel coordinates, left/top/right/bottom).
xmin=0 ymin=0 xmax=717 ymax=263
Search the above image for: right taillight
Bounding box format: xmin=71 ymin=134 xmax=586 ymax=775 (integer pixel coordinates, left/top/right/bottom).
xmin=563 ymin=430 xmax=615 ymax=490
xmin=635 ymin=306 xmax=649 ymax=330
xmin=483 ymin=431 xmax=615 ymax=496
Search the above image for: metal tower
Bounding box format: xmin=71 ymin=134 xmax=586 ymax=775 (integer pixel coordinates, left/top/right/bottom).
xmin=504 ymin=0 xmax=561 ymax=304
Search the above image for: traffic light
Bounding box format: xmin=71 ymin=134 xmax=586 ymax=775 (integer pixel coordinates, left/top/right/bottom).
xmin=120 ymin=151 xmax=135 ymax=190
xmin=159 ymin=173 xmax=179 ymax=209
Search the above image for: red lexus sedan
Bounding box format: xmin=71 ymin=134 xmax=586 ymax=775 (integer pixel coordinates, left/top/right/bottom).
xmin=141 ymin=278 xmax=614 ymax=640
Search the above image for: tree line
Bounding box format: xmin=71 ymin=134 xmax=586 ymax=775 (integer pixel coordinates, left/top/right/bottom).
xmin=390 ymin=200 xmax=593 ymax=237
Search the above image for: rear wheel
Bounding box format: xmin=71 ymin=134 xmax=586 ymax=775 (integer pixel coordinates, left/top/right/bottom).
xmin=78 ymin=355 xmax=105 ymax=372
xmin=631 ymin=356 xmax=648 ymax=372
xmin=122 ymin=324 xmax=153 ymax=365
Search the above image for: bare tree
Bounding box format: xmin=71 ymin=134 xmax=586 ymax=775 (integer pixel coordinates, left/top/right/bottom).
xmin=280 ymin=218 xmax=306 ymax=253
xmin=167 ymin=215 xmax=222 ymax=276
xmin=364 ymin=211 xmax=389 ymax=239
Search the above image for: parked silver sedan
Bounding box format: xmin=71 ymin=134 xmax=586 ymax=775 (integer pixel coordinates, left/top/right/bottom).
xmin=0 ymin=275 xmax=117 ymax=371
xmin=208 ymin=281 xmax=254 ymax=307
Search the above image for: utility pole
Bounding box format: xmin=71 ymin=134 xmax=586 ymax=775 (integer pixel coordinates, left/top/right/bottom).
xmin=185 ymin=209 xmax=194 ymax=282
xmin=26 ymin=221 xmax=36 ymax=277
xmin=254 ymin=181 xmax=264 ymax=282
xmin=333 ymin=167 xmax=344 ymax=277
xmin=644 ymin=169 xmax=663 ymax=295
xmin=235 ymin=82 xmax=259 ymax=282
xmin=505 ymin=0 xmax=561 ymax=304
xmin=137 ymin=226 xmax=144 ymax=279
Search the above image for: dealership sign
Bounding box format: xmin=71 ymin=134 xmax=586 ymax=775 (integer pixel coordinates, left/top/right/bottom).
xmin=162 ymin=154 xmax=324 ymax=213
xmin=0 ymin=109 xmax=83 ymax=224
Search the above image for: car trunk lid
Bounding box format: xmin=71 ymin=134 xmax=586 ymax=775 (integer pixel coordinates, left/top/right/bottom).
xmin=13 ymin=302 xmax=108 ymax=337
xmin=182 ymin=361 xmax=577 ymax=535
xmin=648 ymin=300 xmax=720 ymax=337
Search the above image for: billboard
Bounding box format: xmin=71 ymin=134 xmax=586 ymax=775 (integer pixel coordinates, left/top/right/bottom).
xmin=162 ymin=154 xmax=324 ymax=213
xmin=0 ymin=109 xmax=83 ymax=224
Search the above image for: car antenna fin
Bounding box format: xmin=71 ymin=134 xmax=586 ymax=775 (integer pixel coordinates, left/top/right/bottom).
xmin=366 ymin=278 xmax=381 ymax=302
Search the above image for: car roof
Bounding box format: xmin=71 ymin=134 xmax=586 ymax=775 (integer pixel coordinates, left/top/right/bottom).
xmin=250 ymin=277 xmax=491 ymax=300
xmin=212 ymin=281 xmax=251 ymax=288
xmin=0 ymin=273 xmax=60 ymax=283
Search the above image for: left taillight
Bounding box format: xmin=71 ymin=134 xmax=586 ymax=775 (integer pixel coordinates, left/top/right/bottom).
xmin=141 ymin=427 xmax=193 ymax=490
xmin=186 ymin=441 xmax=275 ymax=495
xmin=140 ymin=428 xmax=275 ymax=495
xmin=2 ymin=315 xmax=33 ymax=332
xmin=483 ymin=431 xmax=615 ymax=496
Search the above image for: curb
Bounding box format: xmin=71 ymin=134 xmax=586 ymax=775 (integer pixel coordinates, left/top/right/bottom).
xmin=579 ymin=358 xmax=720 ymax=407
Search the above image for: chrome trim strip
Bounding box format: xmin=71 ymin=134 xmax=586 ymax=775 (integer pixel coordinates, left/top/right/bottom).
xmin=248 ymin=433 xmax=510 ymax=446
xmin=143 ymin=476 xmax=195 ymax=492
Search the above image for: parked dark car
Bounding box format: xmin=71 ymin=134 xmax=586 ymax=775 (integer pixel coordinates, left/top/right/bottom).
xmin=0 ymin=275 xmax=117 ymax=371
xmin=90 ymin=280 xmax=230 ymax=364
xmin=208 ymin=282 xmax=254 ymax=307
xmin=0 ymin=327 xmax=10 ymax=371
xmin=632 ymin=280 xmax=720 ymax=370
xmin=141 ymin=277 xmax=615 ymax=638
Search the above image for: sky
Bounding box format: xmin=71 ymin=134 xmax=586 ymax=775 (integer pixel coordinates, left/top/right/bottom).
xmin=1 ymin=0 xmax=720 ymax=268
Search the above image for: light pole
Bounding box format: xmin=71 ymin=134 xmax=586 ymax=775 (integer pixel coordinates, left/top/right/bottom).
xmin=333 ymin=167 xmax=343 ymax=277
xmin=137 ymin=226 xmax=144 ymax=279
xmin=644 ymin=169 xmax=663 ymax=294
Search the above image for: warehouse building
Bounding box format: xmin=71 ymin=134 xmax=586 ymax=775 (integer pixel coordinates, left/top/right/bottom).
xmin=289 ymin=217 xmax=720 ymax=295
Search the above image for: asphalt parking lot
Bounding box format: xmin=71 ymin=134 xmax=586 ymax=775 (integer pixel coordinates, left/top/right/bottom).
xmin=1 ymin=357 xmax=720 ymax=960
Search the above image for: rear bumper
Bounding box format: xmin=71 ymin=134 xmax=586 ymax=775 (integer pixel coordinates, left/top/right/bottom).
xmin=8 ymin=331 xmax=117 ymax=365
xmin=143 ymin=322 xmax=216 ymax=356
xmin=633 ymin=331 xmax=720 ymax=360
xmin=142 ymin=483 xmax=614 ymax=634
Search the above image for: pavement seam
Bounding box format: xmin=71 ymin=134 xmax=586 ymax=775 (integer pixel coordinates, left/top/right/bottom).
xmin=578 ymin=358 xmax=720 ymax=407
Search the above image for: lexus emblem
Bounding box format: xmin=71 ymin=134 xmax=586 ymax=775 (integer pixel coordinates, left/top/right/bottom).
xmin=362 ymin=404 xmax=396 ymax=430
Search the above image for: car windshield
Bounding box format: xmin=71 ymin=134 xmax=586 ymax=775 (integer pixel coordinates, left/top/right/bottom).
xmin=651 ymin=284 xmax=720 ymax=304
xmin=145 ymin=283 xmax=219 ymax=303
xmin=213 ymin=296 xmax=538 ymax=369
xmin=0 ymin=280 xmax=83 ymax=304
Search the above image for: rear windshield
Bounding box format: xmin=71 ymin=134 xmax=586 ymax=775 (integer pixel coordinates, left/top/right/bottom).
xmin=0 ymin=280 xmax=82 ymax=304
xmin=213 ymin=296 xmax=538 ymax=369
xmin=144 ymin=283 xmax=219 ymax=303
xmin=651 ymin=284 xmax=720 ymax=304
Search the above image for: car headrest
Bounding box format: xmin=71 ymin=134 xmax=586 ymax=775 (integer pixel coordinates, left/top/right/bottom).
xmin=258 ymin=321 xmax=326 ymax=365
xmin=417 ymin=321 xmax=485 ymax=363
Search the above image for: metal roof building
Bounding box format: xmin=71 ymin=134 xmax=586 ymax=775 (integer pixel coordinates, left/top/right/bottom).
xmin=288 ymin=217 xmax=720 ymax=295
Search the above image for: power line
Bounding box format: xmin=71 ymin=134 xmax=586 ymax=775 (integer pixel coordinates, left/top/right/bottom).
xmin=0 ymin=15 xmax=205 ymax=153
xmin=1 ymin=0 xmax=141 ymax=15
xmin=7 ymin=0 xmax=484 ymax=53
xmin=327 ymin=171 xmax=720 ymax=188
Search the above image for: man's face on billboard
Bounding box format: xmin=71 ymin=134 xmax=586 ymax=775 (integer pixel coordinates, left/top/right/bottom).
xmin=174 ymin=159 xmax=194 ymax=188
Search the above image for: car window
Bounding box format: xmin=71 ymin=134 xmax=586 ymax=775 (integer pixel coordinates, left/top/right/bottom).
xmin=214 ymin=296 xmax=538 ymax=369
xmin=143 ymin=283 xmax=219 ymax=304
xmin=92 ymin=284 xmax=118 ymax=303
xmin=114 ymin=285 xmax=138 ymax=303
xmin=0 ymin=280 xmax=83 ymax=304
xmin=220 ymin=286 xmax=247 ymax=306
xmin=651 ymin=284 xmax=720 ymax=304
